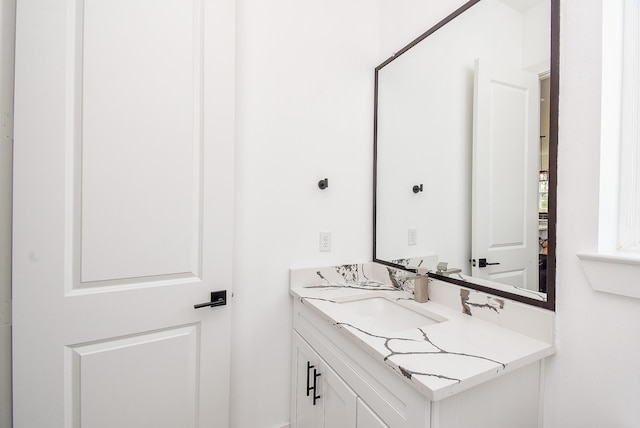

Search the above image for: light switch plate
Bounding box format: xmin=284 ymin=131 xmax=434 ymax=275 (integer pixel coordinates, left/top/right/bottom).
xmin=408 ymin=228 xmax=417 ymax=246
xmin=320 ymin=231 xmax=332 ymax=252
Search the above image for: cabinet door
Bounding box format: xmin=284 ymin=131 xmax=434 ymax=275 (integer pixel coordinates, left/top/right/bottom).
xmin=292 ymin=332 xmax=357 ymax=428
xmin=293 ymin=334 xmax=323 ymax=428
xmin=357 ymin=398 xmax=389 ymax=428
xmin=322 ymin=361 xmax=357 ymax=427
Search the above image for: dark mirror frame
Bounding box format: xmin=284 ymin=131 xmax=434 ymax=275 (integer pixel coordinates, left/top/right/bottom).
xmin=373 ymin=0 xmax=558 ymax=311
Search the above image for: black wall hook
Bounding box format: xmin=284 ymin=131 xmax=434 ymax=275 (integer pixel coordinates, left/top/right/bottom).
xmin=412 ymin=184 xmax=423 ymax=193
xmin=318 ymin=178 xmax=329 ymax=190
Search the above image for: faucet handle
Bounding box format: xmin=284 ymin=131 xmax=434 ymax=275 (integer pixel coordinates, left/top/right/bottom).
xmin=402 ymin=274 xmax=429 ymax=280
xmin=436 ymin=262 xmax=448 ymax=274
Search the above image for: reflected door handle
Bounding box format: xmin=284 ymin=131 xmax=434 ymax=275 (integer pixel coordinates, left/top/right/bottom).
xmin=194 ymin=290 xmax=227 ymax=309
xmin=478 ymin=258 xmax=500 ymax=268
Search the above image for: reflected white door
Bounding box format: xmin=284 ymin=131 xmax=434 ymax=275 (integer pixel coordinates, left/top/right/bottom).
xmin=472 ymin=59 xmax=539 ymax=290
xmin=12 ymin=0 xmax=235 ymax=426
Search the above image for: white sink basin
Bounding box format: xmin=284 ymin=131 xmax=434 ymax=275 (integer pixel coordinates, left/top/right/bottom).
xmin=339 ymin=297 xmax=441 ymax=333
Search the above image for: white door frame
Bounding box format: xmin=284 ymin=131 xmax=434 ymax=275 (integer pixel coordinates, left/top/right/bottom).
xmin=0 ymin=0 xmax=16 ymax=426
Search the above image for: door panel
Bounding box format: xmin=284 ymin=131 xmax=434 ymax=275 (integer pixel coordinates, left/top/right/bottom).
xmin=472 ymin=59 xmax=540 ymax=290
xmin=69 ymin=325 xmax=199 ymax=428
xmin=80 ymin=0 xmax=201 ymax=283
xmin=12 ymin=0 xmax=235 ymax=426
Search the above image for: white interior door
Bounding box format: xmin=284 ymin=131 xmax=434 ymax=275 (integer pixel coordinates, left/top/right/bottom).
xmin=472 ymin=58 xmax=540 ymax=290
xmin=12 ymin=0 xmax=235 ymax=426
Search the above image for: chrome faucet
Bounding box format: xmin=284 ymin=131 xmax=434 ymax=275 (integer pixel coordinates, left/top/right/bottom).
xmin=435 ymin=262 xmax=465 ymax=280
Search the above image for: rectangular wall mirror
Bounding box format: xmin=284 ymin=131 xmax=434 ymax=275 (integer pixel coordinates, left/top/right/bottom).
xmin=373 ymin=0 xmax=558 ymax=310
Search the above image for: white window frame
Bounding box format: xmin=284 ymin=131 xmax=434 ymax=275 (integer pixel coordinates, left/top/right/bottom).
xmin=577 ymin=0 xmax=640 ymax=298
xmin=618 ymin=0 xmax=640 ymax=251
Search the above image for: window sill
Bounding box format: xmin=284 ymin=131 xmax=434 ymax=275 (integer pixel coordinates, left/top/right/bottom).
xmin=577 ymin=251 xmax=640 ymax=299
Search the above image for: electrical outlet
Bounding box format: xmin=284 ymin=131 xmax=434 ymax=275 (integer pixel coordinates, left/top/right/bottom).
xmin=319 ymin=231 xmax=332 ymax=252
xmin=408 ymin=228 xmax=417 ymax=246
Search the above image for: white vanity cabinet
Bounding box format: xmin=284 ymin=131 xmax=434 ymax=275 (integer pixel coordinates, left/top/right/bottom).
xmin=292 ymin=332 xmax=387 ymax=428
xmin=291 ymin=298 xmax=542 ymax=428
xmin=356 ymin=398 xmax=388 ymax=428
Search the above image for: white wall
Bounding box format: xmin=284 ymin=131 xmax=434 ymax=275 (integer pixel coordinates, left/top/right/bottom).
xmin=231 ymin=1 xmax=380 ymax=426
xmin=522 ymin=1 xmax=551 ymax=72
xmin=379 ymin=0 xmax=469 ymax=57
xmin=543 ymin=0 xmax=640 ymax=426
xmin=0 ymin=1 xmax=14 ymax=427
xmin=375 ymin=0 xmax=526 ymax=270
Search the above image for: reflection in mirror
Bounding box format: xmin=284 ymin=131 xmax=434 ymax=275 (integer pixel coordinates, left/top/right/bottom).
xmin=374 ymin=0 xmax=557 ymax=309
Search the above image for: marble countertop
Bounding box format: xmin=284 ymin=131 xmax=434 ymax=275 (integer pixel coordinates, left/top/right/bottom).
xmin=290 ymin=281 xmax=554 ymax=401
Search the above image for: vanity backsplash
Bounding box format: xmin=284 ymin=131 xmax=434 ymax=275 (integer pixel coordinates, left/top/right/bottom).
xmin=290 ymin=262 xmax=555 ymax=344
